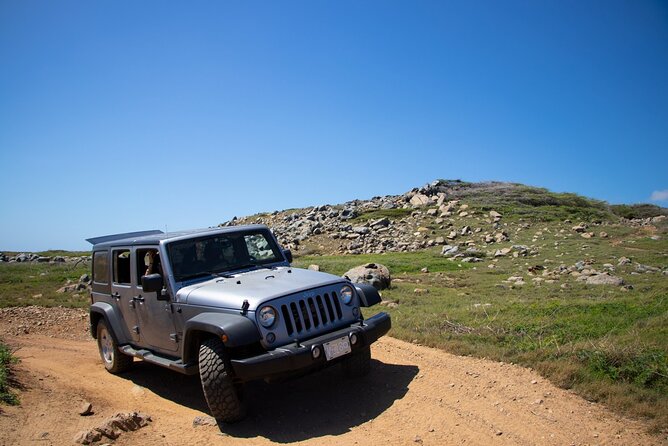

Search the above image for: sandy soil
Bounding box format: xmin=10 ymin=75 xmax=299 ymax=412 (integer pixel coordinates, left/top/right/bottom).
xmin=0 ymin=307 xmax=665 ymax=446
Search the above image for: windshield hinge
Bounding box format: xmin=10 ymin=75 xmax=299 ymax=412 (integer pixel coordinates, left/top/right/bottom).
xmin=240 ymin=299 xmax=250 ymax=316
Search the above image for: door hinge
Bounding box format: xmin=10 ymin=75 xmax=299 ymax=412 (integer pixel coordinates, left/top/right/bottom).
xmin=169 ymin=333 xmax=179 ymax=342
xmin=133 ymin=325 xmax=140 ymax=334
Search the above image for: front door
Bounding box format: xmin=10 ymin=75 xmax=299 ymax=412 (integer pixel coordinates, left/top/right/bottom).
xmin=111 ymin=248 xmax=140 ymax=343
xmin=133 ymin=247 xmax=179 ymax=353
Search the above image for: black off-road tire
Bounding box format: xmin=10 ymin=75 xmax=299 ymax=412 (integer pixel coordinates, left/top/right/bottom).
xmin=96 ymin=320 xmax=133 ymax=373
xmin=199 ymin=338 xmax=246 ymax=423
xmin=341 ymin=346 xmax=371 ymax=378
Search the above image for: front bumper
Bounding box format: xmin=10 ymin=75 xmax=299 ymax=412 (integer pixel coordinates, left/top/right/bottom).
xmin=230 ymin=312 xmax=391 ymax=381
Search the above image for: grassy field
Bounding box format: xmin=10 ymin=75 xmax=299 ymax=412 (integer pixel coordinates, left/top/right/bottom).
xmin=295 ymin=221 xmax=668 ymax=432
xmin=0 ymin=261 xmax=90 ymax=308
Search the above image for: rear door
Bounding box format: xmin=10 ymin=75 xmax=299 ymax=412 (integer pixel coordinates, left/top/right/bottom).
xmin=111 ymin=248 xmax=140 ymax=343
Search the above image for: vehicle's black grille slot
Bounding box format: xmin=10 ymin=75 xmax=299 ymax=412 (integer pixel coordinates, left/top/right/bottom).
xmin=278 ymin=290 xmax=345 ymax=337
xmin=281 ymin=305 xmax=294 ymax=336
xmin=332 ymin=291 xmax=343 ymax=319
xmin=299 ymin=300 xmax=311 ymax=330
xmin=324 ymin=293 xmax=336 ymax=321
xmin=307 ymin=298 xmax=319 ymax=327
xmin=316 ymin=295 xmax=328 ymax=324
xmin=290 ymin=302 xmax=302 ymax=333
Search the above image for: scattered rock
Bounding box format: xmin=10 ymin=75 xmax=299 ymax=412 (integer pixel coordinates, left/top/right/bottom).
xmin=618 ymin=257 xmax=632 ymax=266
xmin=79 ymin=402 xmax=94 ymax=416
xmin=192 ymin=416 xmax=217 ymax=427
xmin=410 ymin=194 xmax=431 ymax=207
xmin=572 ymin=223 xmax=588 ymax=233
xmin=307 ymin=264 xmax=320 ymax=272
xmin=441 ymin=245 xmax=459 ymax=258
xmin=74 ymin=412 xmax=151 ymax=445
xmin=583 ymin=274 xmax=625 ymax=286
xmin=494 ymin=248 xmax=511 ymax=257
xmin=635 ymin=263 xmax=660 ymax=273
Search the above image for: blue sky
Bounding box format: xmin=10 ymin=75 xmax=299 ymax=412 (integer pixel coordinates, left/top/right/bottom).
xmin=1 ymin=1 xmax=667 ymax=251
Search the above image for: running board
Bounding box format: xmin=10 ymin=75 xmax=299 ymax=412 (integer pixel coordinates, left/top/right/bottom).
xmin=119 ymin=345 xmax=199 ymax=375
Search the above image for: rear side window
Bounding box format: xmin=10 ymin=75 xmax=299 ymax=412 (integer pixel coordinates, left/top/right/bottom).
xmin=93 ymin=251 xmax=109 ymax=284
xmin=113 ymin=250 xmax=131 ymax=285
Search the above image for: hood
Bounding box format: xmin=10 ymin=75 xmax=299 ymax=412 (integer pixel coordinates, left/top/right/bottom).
xmin=177 ymin=266 xmax=346 ymax=309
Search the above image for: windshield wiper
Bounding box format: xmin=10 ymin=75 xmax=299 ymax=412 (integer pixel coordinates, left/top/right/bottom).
xmin=179 ymin=270 xmax=234 ymax=281
xmin=206 ymin=270 xmax=235 ymax=278
xmin=233 ymin=263 xmax=274 ymax=272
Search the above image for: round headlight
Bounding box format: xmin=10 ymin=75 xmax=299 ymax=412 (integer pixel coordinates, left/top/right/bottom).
xmin=258 ymin=306 xmax=277 ymax=328
xmin=340 ymin=285 xmax=354 ymax=305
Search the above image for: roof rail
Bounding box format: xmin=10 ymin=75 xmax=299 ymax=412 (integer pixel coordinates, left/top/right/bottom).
xmin=86 ymin=230 xmax=164 ymax=246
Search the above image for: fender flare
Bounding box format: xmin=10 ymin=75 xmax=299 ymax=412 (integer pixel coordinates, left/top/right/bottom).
xmin=89 ymin=302 xmax=129 ymax=344
xmin=182 ymin=312 xmax=261 ymax=364
xmin=354 ymin=283 xmax=383 ymax=307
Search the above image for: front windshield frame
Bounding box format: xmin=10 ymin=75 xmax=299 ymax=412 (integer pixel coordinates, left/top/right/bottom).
xmin=167 ymin=229 xmax=284 ymax=282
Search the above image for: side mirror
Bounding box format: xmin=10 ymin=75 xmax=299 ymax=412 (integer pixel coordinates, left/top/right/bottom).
xmin=141 ymin=273 xmax=164 ymax=293
xmin=282 ymin=249 xmax=293 ymax=264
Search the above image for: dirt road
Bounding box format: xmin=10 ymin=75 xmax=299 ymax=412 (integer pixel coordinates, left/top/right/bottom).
xmin=0 ymin=308 xmax=664 ymax=446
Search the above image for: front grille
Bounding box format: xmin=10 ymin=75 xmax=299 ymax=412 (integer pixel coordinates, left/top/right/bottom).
xmin=280 ymin=292 xmax=343 ymax=336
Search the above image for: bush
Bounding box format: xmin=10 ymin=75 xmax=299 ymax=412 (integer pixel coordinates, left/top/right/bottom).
xmin=0 ymin=341 xmax=19 ymax=405
xmin=610 ymin=204 xmax=668 ymax=220
xmin=577 ymin=348 xmax=668 ymax=389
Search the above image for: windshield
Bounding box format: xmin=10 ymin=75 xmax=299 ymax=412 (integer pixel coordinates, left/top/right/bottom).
xmin=167 ymin=230 xmax=284 ymax=282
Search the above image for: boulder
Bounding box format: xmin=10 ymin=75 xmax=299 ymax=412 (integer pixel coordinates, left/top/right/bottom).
xmin=343 ymin=263 xmax=391 ymax=290
xmin=74 ymin=412 xmax=151 ymax=445
xmin=441 ymin=245 xmax=459 ymax=257
xmin=494 ymin=248 xmax=511 ymax=257
xmin=465 ymin=247 xmax=486 ymax=258
xmin=584 ymin=274 xmax=625 ymax=286
xmin=352 ymin=226 xmax=370 ymax=235
xmin=410 ymin=194 xmax=431 ymax=207
xmin=572 ymin=223 xmax=588 ymax=233
xmin=370 ymin=217 xmax=390 ymax=228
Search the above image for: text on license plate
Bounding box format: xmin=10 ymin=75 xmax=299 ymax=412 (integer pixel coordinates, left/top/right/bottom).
xmin=323 ymin=336 xmax=352 ymax=361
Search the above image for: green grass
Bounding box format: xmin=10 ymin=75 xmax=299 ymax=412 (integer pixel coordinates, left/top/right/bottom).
xmin=0 ymin=262 xmax=91 ymax=308
xmin=0 ymin=340 xmax=19 ymax=406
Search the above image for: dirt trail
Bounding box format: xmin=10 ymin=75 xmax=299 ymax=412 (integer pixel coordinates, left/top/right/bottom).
xmin=0 ymin=316 xmax=665 ymax=445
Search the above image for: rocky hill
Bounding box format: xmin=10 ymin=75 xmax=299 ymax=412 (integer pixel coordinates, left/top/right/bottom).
xmin=223 ymin=180 xmax=667 ymax=258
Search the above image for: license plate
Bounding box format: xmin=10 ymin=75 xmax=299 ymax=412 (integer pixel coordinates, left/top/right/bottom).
xmin=323 ymin=336 xmax=351 ymax=361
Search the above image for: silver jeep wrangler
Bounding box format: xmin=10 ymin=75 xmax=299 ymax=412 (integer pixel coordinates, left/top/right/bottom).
xmin=87 ymin=225 xmax=391 ymax=423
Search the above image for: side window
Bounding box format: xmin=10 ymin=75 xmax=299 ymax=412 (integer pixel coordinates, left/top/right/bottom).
xmin=244 ymin=234 xmax=275 ymax=261
xmin=93 ymin=251 xmax=109 ymax=284
xmin=113 ymin=250 xmax=131 ymax=285
xmin=136 ymin=248 xmax=162 ymax=279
